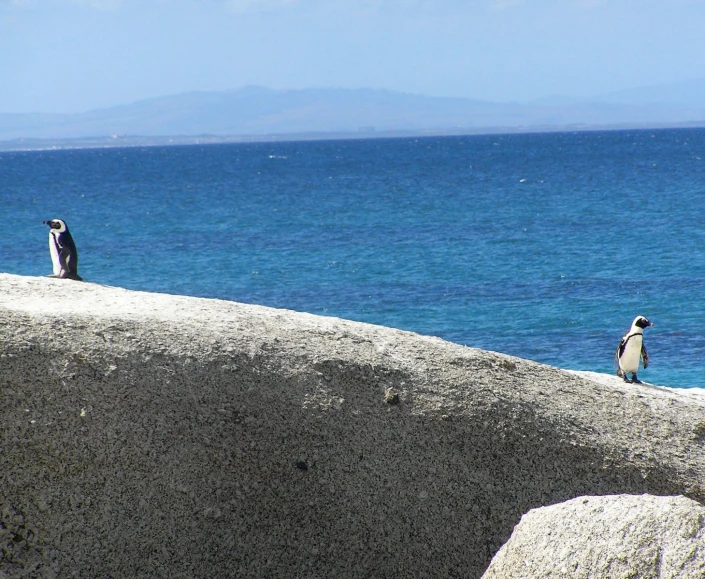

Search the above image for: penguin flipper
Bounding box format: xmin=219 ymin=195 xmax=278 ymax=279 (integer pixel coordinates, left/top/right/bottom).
xmin=617 ymin=335 xmax=628 ymax=359
xmin=57 ymin=246 xmax=81 ymax=280
xmin=614 ymin=335 xmax=628 ymax=376
xmin=641 ymin=345 xmax=649 ymax=369
xmin=58 ymin=246 xmax=72 ymax=274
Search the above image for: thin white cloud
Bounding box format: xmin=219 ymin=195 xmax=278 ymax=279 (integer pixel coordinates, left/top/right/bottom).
xmin=490 ymin=0 xmax=525 ymax=9
xmin=0 ymin=0 xmax=31 ymax=7
xmin=574 ymin=0 xmax=607 ymax=7
xmin=0 ymin=0 xmax=123 ymax=9
xmin=220 ymin=0 xmax=299 ymax=13
xmin=68 ymin=0 xmax=123 ymax=8
xmin=489 ymin=0 xmax=614 ymax=9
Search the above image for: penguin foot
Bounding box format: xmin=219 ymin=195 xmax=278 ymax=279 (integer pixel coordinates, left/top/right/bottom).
xmin=631 ymin=374 xmax=643 ymax=384
xmin=622 ymin=375 xmax=633 ymax=383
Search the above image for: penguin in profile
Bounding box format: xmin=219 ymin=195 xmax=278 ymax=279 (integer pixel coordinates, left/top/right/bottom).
xmin=615 ymin=315 xmax=653 ymax=383
xmin=43 ymin=219 xmax=83 ymax=281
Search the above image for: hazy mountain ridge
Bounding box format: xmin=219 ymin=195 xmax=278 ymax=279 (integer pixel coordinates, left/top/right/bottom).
xmin=597 ymin=78 xmax=705 ymax=106
xmin=2 ymin=82 xmax=705 ymax=147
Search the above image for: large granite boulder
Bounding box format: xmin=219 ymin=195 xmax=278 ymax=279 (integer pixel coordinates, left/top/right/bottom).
xmin=1 ymin=274 xmax=705 ymax=578
xmin=481 ymin=494 xmax=705 ymax=578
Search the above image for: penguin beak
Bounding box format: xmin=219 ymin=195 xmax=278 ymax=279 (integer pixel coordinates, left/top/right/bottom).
xmin=43 ymin=220 xmax=50 ymax=226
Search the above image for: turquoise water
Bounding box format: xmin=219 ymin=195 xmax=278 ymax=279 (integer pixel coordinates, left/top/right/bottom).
xmin=2 ymin=129 xmax=705 ymax=387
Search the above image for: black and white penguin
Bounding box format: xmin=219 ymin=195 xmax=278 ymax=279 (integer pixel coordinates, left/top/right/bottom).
xmin=43 ymin=218 xmax=83 ymax=281
xmin=615 ymin=315 xmax=653 ymax=383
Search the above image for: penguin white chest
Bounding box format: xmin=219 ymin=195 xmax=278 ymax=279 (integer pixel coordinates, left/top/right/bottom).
xmin=48 ymin=231 xmax=62 ymax=276
xmin=620 ymin=333 xmax=643 ymax=373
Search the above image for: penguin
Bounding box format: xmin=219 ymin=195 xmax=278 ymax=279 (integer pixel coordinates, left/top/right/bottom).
xmin=43 ymin=219 xmax=83 ymax=281
xmin=615 ymin=315 xmax=653 ymax=383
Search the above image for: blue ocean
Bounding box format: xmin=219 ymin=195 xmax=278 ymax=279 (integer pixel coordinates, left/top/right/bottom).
xmin=2 ymin=129 xmax=705 ymax=388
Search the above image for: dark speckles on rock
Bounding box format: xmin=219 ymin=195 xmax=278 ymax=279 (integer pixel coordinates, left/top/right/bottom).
xmin=497 ymin=359 xmax=517 ymax=372
xmin=384 ymin=388 xmax=400 ymax=405
xmin=691 ymin=421 xmax=705 ymax=441
xmin=295 ymin=460 xmax=309 ymax=471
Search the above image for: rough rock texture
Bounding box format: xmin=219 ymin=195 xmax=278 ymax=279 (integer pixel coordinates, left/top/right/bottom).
xmin=481 ymin=494 xmax=705 ymax=578
xmin=1 ymin=273 xmax=705 ymax=578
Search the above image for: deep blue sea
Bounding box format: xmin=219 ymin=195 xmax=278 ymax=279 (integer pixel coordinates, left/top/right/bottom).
xmin=2 ymin=129 xmax=705 ymax=387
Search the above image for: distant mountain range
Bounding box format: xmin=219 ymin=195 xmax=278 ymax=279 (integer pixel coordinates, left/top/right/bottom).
xmin=2 ymin=81 xmax=705 ymax=149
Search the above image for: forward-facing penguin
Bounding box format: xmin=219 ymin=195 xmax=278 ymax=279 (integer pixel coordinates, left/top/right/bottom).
xmin=615 ymin=315 xmax=653 ymax=383
xmin=43 ymin=219 xmax=83 ymax=281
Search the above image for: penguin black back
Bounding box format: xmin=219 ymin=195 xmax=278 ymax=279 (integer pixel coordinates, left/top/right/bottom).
xmin=43 ymin=219 xmax=83 ymax=281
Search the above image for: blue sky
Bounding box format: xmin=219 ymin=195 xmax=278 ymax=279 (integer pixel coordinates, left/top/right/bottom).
xmin=2 ymin=0 xmax=705 ymax=114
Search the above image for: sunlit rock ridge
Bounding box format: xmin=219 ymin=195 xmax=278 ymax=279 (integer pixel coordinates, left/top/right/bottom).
xmin=1 ymin=273 xmax=704 ymax=578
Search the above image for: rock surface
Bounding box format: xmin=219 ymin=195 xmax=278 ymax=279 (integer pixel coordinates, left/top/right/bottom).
xmin=1 ymin=273 xmax=705 ymax=578
xmin=481 ymin=494 xmax=705 ymax=578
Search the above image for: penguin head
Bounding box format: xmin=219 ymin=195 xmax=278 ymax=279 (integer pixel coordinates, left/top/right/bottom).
xmin=43 ymin=219 xmax=68 ymax=233
xmin=633 ymin=316 xmax=653 ymax=329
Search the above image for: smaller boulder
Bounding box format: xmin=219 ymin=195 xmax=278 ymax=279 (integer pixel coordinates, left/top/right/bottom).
xmin=482 ymin=494 xmax=705 ymax=579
